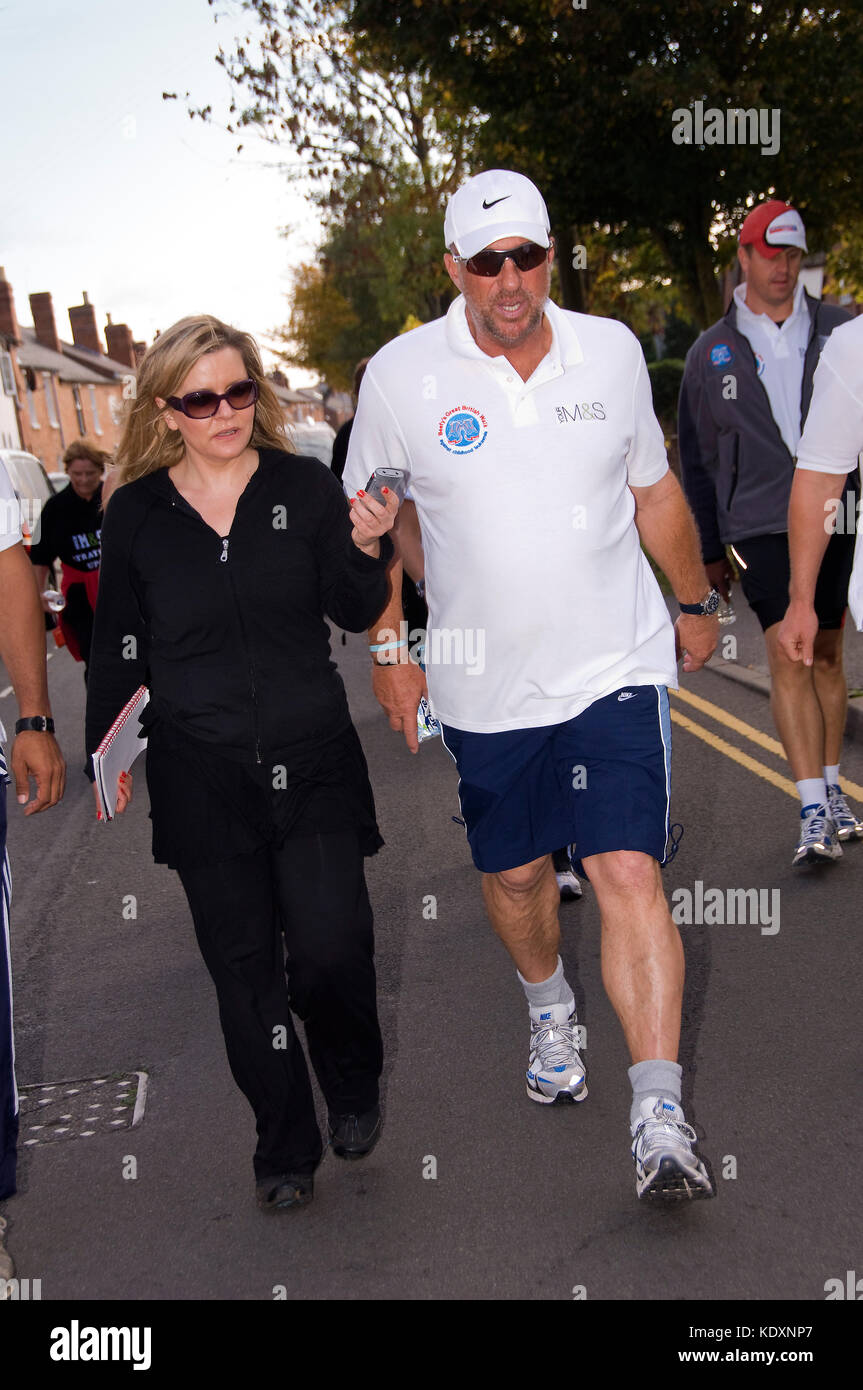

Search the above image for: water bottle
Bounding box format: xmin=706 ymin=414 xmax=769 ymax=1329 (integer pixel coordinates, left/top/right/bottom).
xmin=42 ymin=589 xmax=66 ymax=613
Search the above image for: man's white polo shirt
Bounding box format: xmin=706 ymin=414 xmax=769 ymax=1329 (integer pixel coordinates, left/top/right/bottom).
xmin=733 ymin=280 xmax=810 ymax=456
xmin=795 ymin=314 xmax=863 ymax=628
xmin=344 ymin=296 xmax=677 ymax=733
xmin=0 ymin=463 xmax=23 ymax=554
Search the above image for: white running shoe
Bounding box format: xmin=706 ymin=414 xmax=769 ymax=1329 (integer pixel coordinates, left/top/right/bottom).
xmin=631 ymin=1097 xmax=713 ymax=1201
xmin=826 ymin=785 xmax=863 ymax=842
xmin=792 ymin=802 xmax=843 ymax=866
xmin=526 ymin=1002 xmax=588 ymax=1105
xmin=551 ymin=848 xmax=583 ymax=902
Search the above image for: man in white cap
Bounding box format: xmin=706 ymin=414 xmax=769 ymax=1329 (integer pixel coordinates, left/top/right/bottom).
xmin=344 ymin=168 xmax=720 ymax=1201
xmin=679 ymin=199 xmax=856 ymax=867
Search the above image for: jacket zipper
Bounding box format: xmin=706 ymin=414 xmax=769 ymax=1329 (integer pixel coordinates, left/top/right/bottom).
xmin=219 ymin=535 xmax=262 ymax=764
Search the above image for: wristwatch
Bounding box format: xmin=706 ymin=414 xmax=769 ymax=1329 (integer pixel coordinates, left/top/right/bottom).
xmin=15 ymin=716 xmax=55 ymax=734
xmin=679 ymin=589 xmax=720 ymax=617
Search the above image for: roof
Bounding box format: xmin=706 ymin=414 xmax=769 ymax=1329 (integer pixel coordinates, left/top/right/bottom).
xmin=17 ymin=328 xmax=135 ymax=385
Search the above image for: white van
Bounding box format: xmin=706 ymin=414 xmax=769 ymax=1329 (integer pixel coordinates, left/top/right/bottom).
xmin=0 ymin=448 xmax=56 ymax=548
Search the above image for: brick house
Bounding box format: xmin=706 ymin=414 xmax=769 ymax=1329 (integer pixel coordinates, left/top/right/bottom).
xmin=0 ymin=268 xmax=142 ymax=468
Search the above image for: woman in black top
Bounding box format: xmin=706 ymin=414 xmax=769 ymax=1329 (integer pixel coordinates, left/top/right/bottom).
xmin=85 ymin=315 xmax=397 ymax=1212
xmin=29 ymin=439 xmax=109 ymax=681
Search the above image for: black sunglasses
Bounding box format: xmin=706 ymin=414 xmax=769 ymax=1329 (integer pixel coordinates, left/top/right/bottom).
xmin=166 ymin=378 xmax=259 ymax=419
xmin=451 ymin=240 xmax=551 ymax=278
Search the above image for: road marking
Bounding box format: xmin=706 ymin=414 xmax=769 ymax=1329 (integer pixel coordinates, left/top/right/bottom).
xmin=0 ymin=687 xmax=11 ymax=699
xmin=670 ymin=710 xmax=798 ymax=798
xmin=671 ymin=686 xmax=785 ymax=758
xmin=670 ymin=705 xmax=863 ymax=803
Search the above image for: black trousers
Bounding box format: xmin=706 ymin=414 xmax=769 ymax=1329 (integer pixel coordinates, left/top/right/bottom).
xmin=177 ymin=831 xmax=383 ymax=1180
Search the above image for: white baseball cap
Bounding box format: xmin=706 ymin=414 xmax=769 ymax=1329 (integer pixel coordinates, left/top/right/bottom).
xmin=444 ymin=170 xmax=551 ymax=260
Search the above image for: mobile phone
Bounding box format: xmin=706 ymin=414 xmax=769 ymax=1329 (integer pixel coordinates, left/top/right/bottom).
xmin=364 ymin=468 xmax=408 ymax=505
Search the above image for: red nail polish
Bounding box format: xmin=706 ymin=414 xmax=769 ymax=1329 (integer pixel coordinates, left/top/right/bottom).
xmin=382 ymin=487 xmax=389 ymax=494
xmin=97 ymin=811 xmax=102 ymax=820
xmin=357 ymin=489 xmax=365 ymax=496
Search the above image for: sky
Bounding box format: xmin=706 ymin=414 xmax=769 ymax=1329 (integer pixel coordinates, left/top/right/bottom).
xmin=0 ymin=0 xmax=321 ymax=378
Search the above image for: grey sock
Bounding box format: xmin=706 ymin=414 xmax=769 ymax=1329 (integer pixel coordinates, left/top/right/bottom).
xmin=517 ymin=956 xmax=574 ymax=1012
xmin=628 ymin=1058 xmax=682 ymax=1130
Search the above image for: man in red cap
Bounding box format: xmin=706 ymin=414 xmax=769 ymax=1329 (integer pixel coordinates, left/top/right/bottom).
xmin=679 ymin=199 xmax=857 ymax=867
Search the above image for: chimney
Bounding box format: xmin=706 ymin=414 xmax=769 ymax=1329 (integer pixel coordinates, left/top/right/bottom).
xmin=68 ymin=291 xmax=103 ymax=353
xmin=30 ymin=291 xmax=61 ymax=353
xmin=133 ymin=340 xmax=147 ymax=367
xmin=104 ymin=316 xmax=137 ymax=368
xmin=0 ymin=268 xmax=20 ymax=344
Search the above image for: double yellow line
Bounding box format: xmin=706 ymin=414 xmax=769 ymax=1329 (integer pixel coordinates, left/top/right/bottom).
xmin=668 ymin=686 xmax=863 ymax=802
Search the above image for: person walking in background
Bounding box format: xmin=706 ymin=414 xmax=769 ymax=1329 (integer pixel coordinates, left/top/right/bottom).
xmin=85 ymin=315 xmax=398 ymax=1214
xmin=346 ymin=169 xmax=718 ymax=1201
xmin=330 ymin=357 xmax=370 ymax=483
xmin=679 ymin=200 xmax=858 ymax=867
xmin=0 ymin=460 xmax=66 ymax=1287
xmin=29 ymin=439 xmax=108 ymax=684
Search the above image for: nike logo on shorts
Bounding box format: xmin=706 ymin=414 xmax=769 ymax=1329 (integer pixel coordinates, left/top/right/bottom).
xmin=618 ymin=691 xmax=636 ymax=702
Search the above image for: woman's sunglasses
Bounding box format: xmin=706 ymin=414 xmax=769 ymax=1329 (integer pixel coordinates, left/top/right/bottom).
xmin=166 ymin=378 xmax=259 ymax=419
xmin=450 ymin=240 xmax=551 ymax=278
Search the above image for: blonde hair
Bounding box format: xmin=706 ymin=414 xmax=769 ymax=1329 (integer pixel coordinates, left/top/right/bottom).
xmin=114 ymin=315 xmax=291 ymax=485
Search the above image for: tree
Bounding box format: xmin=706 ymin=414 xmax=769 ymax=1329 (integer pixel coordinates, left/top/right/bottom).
xmin=349 ymin=1 xmax=863 ymax=326
xmin=277 ymin=161 xmax=456 ymax=383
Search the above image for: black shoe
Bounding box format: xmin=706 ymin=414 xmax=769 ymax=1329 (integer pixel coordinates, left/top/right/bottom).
xmin=327 ymin=1105 xmax=382 ymax=1160
xmin=256 ymin=1172 xmax=314 ymax=1212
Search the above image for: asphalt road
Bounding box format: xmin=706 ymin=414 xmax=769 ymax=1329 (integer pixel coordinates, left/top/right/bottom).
xmin=1 ymin=625 xmax=862 ymax=1304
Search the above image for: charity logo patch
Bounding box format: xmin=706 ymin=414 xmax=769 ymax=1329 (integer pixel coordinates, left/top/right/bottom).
xmin=710 ymin=343 xmax=734 ymax=368
xmin=754 ymin=351 xmax=766 ymax=378
xmin=438 ymin=405 xmax=489 ymax=454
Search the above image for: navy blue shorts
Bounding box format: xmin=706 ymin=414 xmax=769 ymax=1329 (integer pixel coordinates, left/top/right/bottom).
xmin=440 ymin=685 xmax=672 ymax=875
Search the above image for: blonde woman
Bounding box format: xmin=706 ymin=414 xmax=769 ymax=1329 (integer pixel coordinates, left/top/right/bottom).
xmin=85 ymin=316 xmax=397 ymax=1212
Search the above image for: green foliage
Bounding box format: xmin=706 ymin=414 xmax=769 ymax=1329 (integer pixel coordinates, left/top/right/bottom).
xmin=349 ymin=1 xmax=863 ymax=326
xmin=277 ymin=163 xmax=456 ymax=383
xmin=826 ymin=217 xmax=863 ymax=303
xmin=647 ymin=359 xmax=686 ymax=426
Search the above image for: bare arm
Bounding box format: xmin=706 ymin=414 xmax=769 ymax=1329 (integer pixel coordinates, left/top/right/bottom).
xmin=630 ymin=469 xmax=717 ymax=672
xmin=349 ymin=494 xmax=427 ymax=752
xmin=778 ymin=468 xmax=847 ymax=665
xmin=0 ymin=542 xmax=65 ymax=812
xmin=394 ymin=499 xmax=425 ymax=583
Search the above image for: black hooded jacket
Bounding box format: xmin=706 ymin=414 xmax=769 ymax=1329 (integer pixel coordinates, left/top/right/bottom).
xmin=85 ymin=449 xmax=392 ymax=769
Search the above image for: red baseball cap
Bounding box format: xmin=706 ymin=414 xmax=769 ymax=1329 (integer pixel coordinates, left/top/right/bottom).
xmin=739 ymin=200 xmax=808 ymax=258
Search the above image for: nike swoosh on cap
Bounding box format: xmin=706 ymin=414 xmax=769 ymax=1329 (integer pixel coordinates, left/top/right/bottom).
xmin=482 ymin=195 xmax=510 ymax=209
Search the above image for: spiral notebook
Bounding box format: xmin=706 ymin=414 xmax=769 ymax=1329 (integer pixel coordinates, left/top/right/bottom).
xmin=92 ymin=685 xmax=150 ymax=822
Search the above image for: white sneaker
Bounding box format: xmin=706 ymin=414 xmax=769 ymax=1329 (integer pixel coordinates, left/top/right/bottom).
xmin=826 ymin=785 xmax=863 ymax=842
xmin=792 ymin=802 xmax=843 ymax=866
xmin=526 ymin=1002 xmax=588 ymax=1105
xmin=551 ymin=848 xmax=583 ymax=902
xmin=631 ymin=1097 xmax=713 ymax=1201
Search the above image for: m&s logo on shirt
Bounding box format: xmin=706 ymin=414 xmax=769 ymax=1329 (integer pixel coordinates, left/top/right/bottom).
xmin=555 ymin=402 xmax=607 ymax=423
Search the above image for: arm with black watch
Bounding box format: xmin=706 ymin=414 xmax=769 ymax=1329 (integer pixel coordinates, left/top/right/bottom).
xmin=15 ymin=716 xmax=55 ymax=734
xmin=678 ymin=589 xmax=721 ymax=617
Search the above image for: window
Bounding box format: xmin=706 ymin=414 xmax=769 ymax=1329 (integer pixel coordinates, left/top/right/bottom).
xmin=42 ymin=372 xmax=59 ymax=427
xmin=88 ymin=385 xmax=102 ymax=434
xmin=72 ymin=386 xmax=86 ymax=435
xmin=0 ymin=351 xmax=17 ymax=400
xmin=26 ymin=384 xmax=39 ymax=428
